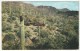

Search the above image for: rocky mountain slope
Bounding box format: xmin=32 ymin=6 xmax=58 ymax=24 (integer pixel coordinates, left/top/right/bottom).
xmin=2 ymin=2 xmax=79 ymax=50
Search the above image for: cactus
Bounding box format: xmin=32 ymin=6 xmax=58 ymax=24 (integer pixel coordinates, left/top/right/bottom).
xmin=38 ymin=26 xmax=41 ymax=43
xmin=9 ymin=2 xmax=15 ymax=32
xmin=20 ymin=4 xmax=25 ymax=50
xmin=20 ymin=16 xmax=25 ymax=49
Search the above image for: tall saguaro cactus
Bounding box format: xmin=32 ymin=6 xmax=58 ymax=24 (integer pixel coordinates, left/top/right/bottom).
xmin=20 ymin=3 xmax=25 ymax=50
xmin=9 ymin=2 xmax=14 ymax=32
xmin=38 ymin=26 xmax=41 ymax=43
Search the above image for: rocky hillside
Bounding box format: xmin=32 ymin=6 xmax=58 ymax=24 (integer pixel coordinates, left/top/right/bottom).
xmin=2 ymin=2 xmax=79 ymax=50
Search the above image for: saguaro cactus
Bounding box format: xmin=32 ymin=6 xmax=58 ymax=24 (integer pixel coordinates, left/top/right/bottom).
xmin=38 ymin=26 xmax=41 ymax=43
xmin=9 ymin=2 xmax=14 ymax=32
xmin=20 ymin=16 xmax=25 ymax=49
xmin=20 ymin=4 xmax=25 ymax=50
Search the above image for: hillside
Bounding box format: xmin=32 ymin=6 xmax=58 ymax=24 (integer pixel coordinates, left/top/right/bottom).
xmin=2 ymin=2 xmax=79 ymax=50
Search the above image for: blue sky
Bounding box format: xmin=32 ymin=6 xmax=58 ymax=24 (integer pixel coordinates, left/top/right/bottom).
xmin=25 ymin=1 xmax=79 ymax=11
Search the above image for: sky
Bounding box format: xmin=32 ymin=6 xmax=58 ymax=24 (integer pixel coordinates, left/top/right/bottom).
xmin=25 ymin=1 xmax=79 ymax=11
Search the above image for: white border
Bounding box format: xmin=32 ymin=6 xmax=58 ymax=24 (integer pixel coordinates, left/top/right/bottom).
xmin=0 ymin=0 xmax=2 ymax=50
xmin=0 ymin=0 xmax=80 ymax=51
xmin=1 ymin=0 xmax=79 ymax=1
xmin=79 ymin=0 xmax=80 ymax=50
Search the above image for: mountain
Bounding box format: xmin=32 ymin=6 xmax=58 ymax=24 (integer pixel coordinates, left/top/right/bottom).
xmin=37 ymin=6 xmax=57 ymax=11
xmin=58 ymin=8 xmax=70 ymax=12
xmin=37 ymin=6 xmax=58 ymax=14
xmin=37 ymin=6 xmax=78 ymax=17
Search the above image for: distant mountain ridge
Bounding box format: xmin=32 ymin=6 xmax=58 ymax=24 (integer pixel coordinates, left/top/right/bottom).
xmin=37 ymin=5 xmax=78 ymax=16
xmin=58 ymin=8 xmax=70 ymax=12
xmin=2 ymin=2 xmax=78 ymax=17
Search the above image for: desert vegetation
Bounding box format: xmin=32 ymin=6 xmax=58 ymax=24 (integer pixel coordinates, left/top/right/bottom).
xmin=2 ymin=1 xmax=79 ymax=50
